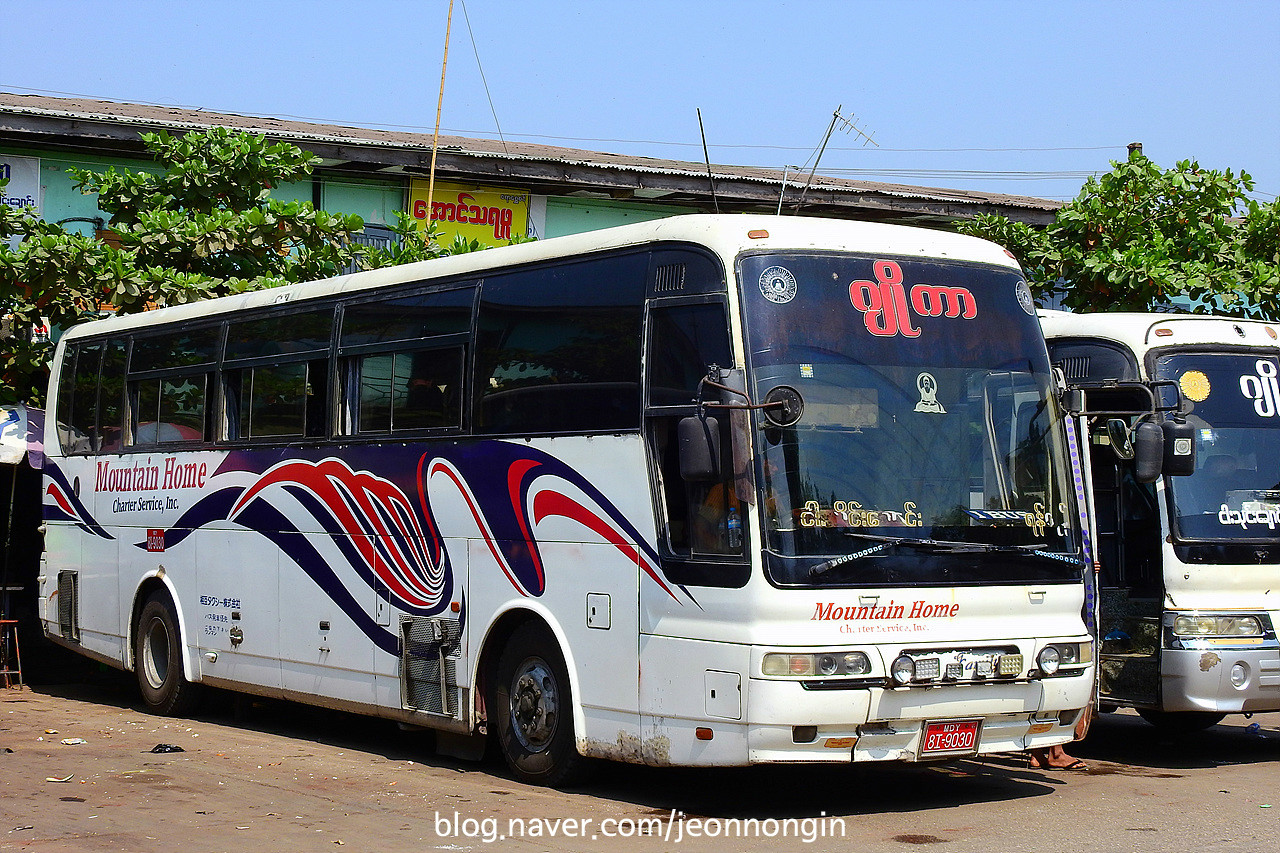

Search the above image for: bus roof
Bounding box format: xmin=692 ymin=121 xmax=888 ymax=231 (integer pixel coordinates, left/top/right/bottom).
xmin=1037 ymin=310 xmax=1280 ymax=354
xmin=59 ymin=214 xmax=1019 ymax=342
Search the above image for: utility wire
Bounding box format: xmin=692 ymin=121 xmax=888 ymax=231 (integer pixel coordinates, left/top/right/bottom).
xmin=459 ymin=0 xmax=507 ymax=155
xmin=0 ymin=84 xmax=1124 ymax=154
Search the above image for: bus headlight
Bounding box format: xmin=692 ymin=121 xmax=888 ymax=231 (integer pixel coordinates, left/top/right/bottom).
xmin=762 ymin=651 xmax=872 ymax=678
xmin=1037 ymin=646 xmax=1061 ymax=675
xmin=1172 ymin=615 xmax=1264 ymax=637
xmin=890 ymin=655 xmax=916 ymax=685
xmin=1035 ymin=642 xmax=1091 ymax=673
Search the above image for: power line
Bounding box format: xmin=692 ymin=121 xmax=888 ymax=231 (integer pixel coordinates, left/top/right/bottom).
xmin=458 ymin=0 xmax=506 ymax=155
xmin=0 ymin=83 xmax=1121 ymax=154
xmin=4 ymin=84 xmax=1274 ymax=199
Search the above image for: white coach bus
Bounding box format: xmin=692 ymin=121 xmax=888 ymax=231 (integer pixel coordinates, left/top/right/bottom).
xmin=40 ymin=215 xmax=1093 ymax=785
xmin=1041 ymin=311 xmax=1280 ymax=731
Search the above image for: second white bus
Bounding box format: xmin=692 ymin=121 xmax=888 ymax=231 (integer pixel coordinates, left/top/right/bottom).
xmin=1042 ymin=311 xmax=1280 ymax=731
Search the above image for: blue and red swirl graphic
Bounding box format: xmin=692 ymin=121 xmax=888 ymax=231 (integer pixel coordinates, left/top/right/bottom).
xmin=47 ymin=442 xmax=693 ymax=652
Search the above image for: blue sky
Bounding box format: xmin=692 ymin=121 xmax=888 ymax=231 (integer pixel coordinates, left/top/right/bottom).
xmin=5 ymin=0 xmax=1277 ymax=203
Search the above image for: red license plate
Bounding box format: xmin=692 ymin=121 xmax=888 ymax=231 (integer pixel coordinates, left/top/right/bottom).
xmin=920 ymin=719 xmax=981 ymax=756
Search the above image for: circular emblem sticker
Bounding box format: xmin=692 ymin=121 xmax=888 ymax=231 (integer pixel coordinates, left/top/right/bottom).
xmin=1179 ymin=369 xmax=1211 ymax=402
xmin=1015 ymin=280 xmax=1035 ymax=316
xmin=759 ymin=266 xmax=797 ymax=304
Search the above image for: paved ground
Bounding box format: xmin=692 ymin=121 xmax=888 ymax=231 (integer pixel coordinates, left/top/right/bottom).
xmin=3 ymin=672 xmax=1279 ymax=852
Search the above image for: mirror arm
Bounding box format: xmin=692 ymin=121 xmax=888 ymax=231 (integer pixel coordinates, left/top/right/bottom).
xmin=695 ymin=373 xmax=783 ymax=414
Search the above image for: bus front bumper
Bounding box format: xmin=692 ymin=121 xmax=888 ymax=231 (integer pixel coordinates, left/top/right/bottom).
xmin=1159 ymin=646 xmax=1280 ymax=713
xmin=742 ymin=670 xmax=1092 ymax=763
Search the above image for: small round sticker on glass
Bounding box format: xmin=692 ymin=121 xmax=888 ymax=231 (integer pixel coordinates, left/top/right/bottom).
xmin=759 ymin=266 xmax=798 ymax=304
xmin=1179 ymin=369 xmax=1211 ymax=403
xmin=1015 ymin=280 xmax=1035 ymax=316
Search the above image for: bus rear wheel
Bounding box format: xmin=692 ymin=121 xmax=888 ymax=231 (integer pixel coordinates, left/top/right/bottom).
xmin=491 ymin=622 xmax=590 ymax=787
xmin=1136 ymin=709 xmax=1225 ymax=733
xmin=135 ymin=592 xmax=202 ymax=716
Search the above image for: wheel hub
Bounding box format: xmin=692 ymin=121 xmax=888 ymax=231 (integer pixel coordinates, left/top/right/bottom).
xmin=510 ymin=660 xmax=558 ymax=751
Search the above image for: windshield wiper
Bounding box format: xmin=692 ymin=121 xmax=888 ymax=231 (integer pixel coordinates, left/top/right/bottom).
xmin=808 ymin=533 xmax=975 ymax=577
xmin=808 ymin=533 xmax=1066 ymax=578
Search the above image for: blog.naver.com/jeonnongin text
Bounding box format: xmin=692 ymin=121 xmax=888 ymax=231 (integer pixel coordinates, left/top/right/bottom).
xmin=435 ymin=809 xmax=847 ymax=844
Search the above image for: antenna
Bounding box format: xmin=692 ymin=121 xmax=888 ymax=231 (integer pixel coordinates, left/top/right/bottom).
xmin=833 ymin=107 xmax=879 ymax=149
xmin=697 ymin=108 xmax=720 ymax=214
xmin=793 ymin=105 xmax=879 ymax=213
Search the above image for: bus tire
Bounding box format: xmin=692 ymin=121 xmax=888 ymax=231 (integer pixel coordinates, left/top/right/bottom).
xmin=1136 ymin=709 xmax=1225 ymax=733
xmin=135 ymin=592 xmax=202 ymax=716
xmin=491 ymin=622 xmax=590 ymax=787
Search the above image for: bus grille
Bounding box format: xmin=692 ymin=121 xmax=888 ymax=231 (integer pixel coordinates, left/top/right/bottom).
xmin=57 ymin=571 xmax=80 ymax=643
xmin=401 ymin=616 xmax=462 ymax=719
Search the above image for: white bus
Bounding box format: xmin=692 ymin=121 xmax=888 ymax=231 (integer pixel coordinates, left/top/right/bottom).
xmin=1041 ymin=311 xmax=1280 ymax=731
xmin=40 ymin=215 xmax=1093 ymax=785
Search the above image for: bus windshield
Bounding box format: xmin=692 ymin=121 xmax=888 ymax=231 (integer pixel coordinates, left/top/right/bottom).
xmin=740 ymin=252 xmax=1079 ymax=587
xmin=1155 ymin=351 xmax=1280 ymax=542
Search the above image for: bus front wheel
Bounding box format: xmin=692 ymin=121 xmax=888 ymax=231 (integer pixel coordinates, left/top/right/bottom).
xmin=491 ymin=622 xmax=590 ymax=787
xmin=135 ymin=592 xmax=202 ymax=716
xmin=1136 ymin=709 xmax=1226 ymax=733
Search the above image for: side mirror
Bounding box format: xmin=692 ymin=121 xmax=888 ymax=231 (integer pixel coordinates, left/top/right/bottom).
xmin=1062 ymin=388 xmax=1086 ymax=415
xmin=1162 ymin=419 xmax=1197 ymax=477
xmin=678 ymin=416 xmax=720 ymax=481
xmin=1106 ymin=419 xmax=1134 ymax=460
xmin=1133 ymin=421 xmax=1164 ymax=483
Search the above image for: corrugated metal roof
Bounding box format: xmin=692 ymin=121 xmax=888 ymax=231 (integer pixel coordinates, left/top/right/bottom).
xmin=0 ymin=91 xmax=1059 ymax=215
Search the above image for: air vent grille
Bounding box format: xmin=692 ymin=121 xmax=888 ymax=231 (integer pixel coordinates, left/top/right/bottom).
xmin=401 ymin=616 xmax=463 ymax=719
xmin=58 ymin=571 xmax=79 ymax=643
xmin=654 ymin=264 xmax=687 ymax=293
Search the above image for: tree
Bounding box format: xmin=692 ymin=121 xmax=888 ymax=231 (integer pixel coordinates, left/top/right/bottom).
xmin=958 ymin=150 xmax=1280 ymax=318
xmin=1 ymin=128 xmax=367 ymax=405
xmin=2 ymin=128 xmax=535 ymax=407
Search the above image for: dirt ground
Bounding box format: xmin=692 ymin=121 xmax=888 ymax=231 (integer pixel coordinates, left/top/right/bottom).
xmin=3 ymin=670 xmax=1280 ymax=853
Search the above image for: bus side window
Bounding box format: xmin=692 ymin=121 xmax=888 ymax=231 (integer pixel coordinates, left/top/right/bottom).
xmin=645 ymin=301 xmax=738 ymax=560
xmin=129 ymin=327 xmax=218 ymax=446
xmin=474 ymin=254 xmax=646 ymax=434
xmin=648 ymin=303 xmax=732 ymax=408
xmin=99 ymin=339 xmax=128 ymax=451
xmin=69 ymin=342 xmax=103 ymax=453
xmin=224 ymin=307 xmax=335 ymax=442
xmin=354 ymin=347 xmax=464 ymax=434
xmin=131 ymin=373 xmax=209 ymax=445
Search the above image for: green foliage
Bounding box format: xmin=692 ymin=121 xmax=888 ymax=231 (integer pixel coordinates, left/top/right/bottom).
xmin=0 ymin=128 xmax=367 ymax=405
xmin=356 ymin=210 xmax=533 ymax=271
xmin=959 ymin=151 xmax=1280 ymax=318
xmin=71 ymin=128 xmax=364 ymax=283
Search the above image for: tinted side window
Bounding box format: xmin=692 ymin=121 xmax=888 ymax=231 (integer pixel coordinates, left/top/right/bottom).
xmin=56 ymin=342 xmax=87 ymax=454
xmin=226 ymin=309 xmax=333 ymax=360
xmin=356 ymin=347 xmax=464 ymax=433
xmin=341 ymin=288 xmax=474 ymax=347
xmin=132 ymin=327 xmax=220 ymax=370
xmin=57 ymin=338 xmax=129 ymax=453
xmin=99 ymin=339 xmax=128 ymax=451
xmin=133 ymin=373 xmax=208 ymax=444
xmin=475 ymin=254 xmax=646 ymax=434
xmin=69 ymin=342 xmax=102 ymax=452
xmin=235 ymin=361 xmax=329 ymax=439
xmin=648 ymin=303 xmax=732 ymax=407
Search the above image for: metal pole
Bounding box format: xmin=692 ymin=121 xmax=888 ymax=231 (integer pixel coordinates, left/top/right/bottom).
xmin=1 ymin=465 xmax=16 ymax=620
xmin=426 ymin=0 xmax=455 ymax=225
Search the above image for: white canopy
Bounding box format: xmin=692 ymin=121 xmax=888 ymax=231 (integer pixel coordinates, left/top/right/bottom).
xmin=0 ymin=405 xmax=43 ymax=467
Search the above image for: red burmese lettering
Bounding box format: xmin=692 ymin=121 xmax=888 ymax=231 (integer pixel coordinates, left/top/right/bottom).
xmin=910 ymin=284 xmax=978 ymax=319
xmin=849 ymin=261 xmax=920 ymax=338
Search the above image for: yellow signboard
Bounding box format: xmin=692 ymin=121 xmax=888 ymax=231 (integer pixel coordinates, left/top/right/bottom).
xmin=408 ymin=179 xmax=529 ymax=246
